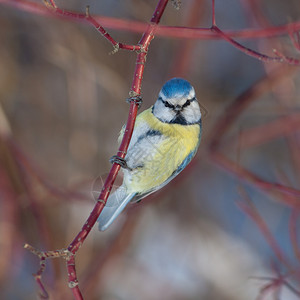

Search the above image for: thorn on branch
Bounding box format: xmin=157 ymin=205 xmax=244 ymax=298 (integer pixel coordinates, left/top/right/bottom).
xmin=109 ymin=43 xmax=120 ymax=55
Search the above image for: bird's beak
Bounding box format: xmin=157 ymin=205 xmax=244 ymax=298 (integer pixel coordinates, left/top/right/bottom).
xmin=174 ymin=105 xmax=182 ymax=112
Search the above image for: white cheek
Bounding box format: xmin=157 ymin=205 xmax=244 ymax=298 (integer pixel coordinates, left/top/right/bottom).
xmin=153 ymin=102 xmax=176 ymax=123
xmin=183 ymin=102 xmax=201 ymax=123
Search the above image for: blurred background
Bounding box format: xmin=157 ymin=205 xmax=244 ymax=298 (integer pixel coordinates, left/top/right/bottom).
xmin=0 ymin=0 xmax=300 ymax=299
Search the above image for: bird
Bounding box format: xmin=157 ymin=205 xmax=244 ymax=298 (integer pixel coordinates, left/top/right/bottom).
xmin=97 ymin=78 xmax=202 ymax=231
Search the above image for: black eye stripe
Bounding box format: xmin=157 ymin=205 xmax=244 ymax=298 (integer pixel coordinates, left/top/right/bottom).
xmin=159 ymin=97 xmax=196 ymax=109
xmin=182 ymin=97 xmax=196 ymax=108
xmin=160 ymin=98 xmax=175 ymax=109
xmin=182 ymin=100 xmax=190 ymax=108
xmin=165 ymin=101 xmax=174 ymax=109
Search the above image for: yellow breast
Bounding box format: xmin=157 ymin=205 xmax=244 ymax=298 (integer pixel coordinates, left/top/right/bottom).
xmin=124 ymin=107 xmax=201 ymax=194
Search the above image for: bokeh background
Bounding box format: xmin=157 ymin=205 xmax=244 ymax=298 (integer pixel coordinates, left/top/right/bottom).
xmin=0 ymin=0 xmax=300 ymax=299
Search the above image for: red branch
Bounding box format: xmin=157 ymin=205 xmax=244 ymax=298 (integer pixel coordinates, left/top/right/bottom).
xmin=209 ymin=0 xmax=299 ymax=65
xmin=24 ymin=0 xmax=169 ymax=299
xmin=34 ymin=257 xmax=49 ymax=299
xmin=7 ymin=0 xmax=298 ymax=298
xmin=0 ymin=1 xmax=291 ymax=35
xmin=66 ymin=1 xmax=168 ymax=298
xmin=0 ymin=0 xmax=300 ymax=60
xmin=42 ymin=2 xmax=142 ymax=52
xmin=67 ymin=256 xmax=82 ymax=300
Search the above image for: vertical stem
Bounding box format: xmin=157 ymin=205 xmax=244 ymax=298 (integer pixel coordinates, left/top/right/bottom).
xmin=151 ymin=0 xmax=169 ymax=23
xmin=65 ymin=1 xmax=170 ymax=298
xmin=67 ymin=256 xmax=83 ymax=300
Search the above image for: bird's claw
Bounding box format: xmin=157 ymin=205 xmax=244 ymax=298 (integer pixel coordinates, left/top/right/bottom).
xmin=110 ymin=155 xmax=133 ymax=171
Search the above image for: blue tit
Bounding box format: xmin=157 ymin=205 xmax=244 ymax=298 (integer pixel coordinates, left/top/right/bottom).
xmin=98 ymin=78 xmax=202 ymax=231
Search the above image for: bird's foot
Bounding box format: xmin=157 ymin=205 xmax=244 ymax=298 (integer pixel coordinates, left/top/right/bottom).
xmin=110 ymin=155 xmax=133 ymax=171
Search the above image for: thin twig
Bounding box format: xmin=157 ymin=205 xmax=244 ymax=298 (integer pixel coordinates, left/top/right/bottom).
xmin=2 ymin=0 xmax=300 ymax=42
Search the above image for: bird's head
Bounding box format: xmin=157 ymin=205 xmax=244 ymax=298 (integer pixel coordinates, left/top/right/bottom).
xmin=152 ymin=78 xmax=201 ymax=125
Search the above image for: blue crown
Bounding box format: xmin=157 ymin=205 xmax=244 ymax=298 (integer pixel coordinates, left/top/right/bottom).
xmin=160 ymin=78 xmax=193 ymax=99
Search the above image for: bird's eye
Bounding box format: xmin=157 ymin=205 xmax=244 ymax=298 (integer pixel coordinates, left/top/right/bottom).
xmin=163 ymin=100 xmax=174 ymax=109
xmin=183 ymin=98 xmax=193 ymax=108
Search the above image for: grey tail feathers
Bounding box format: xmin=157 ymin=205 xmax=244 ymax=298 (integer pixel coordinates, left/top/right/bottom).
xmin=97 ymin=186 xmax=136 ymax=231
